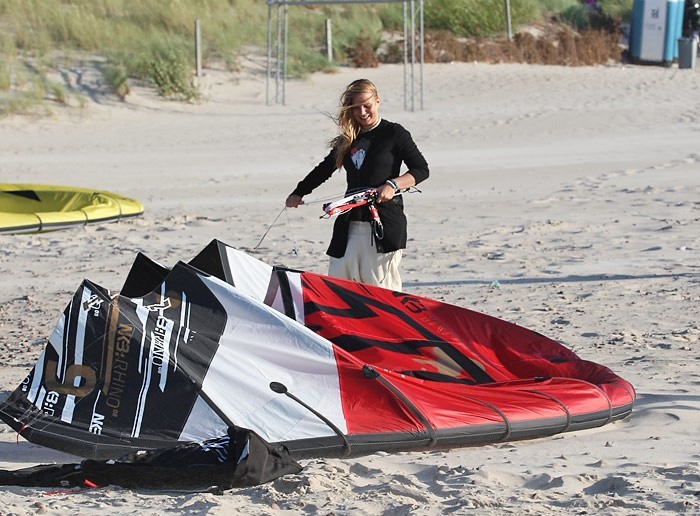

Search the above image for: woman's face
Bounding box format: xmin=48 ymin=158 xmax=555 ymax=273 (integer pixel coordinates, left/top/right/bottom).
xmin=351 ymin=91 xmax=380 ymax=129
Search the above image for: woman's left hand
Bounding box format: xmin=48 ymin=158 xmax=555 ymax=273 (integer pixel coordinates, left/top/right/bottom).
xmin=375 ymin=183 xmax=396 ymax=203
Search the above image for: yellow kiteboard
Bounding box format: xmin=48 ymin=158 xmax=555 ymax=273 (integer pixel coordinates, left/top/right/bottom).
xmin=0 ymin=184 xmax=144 ymax=234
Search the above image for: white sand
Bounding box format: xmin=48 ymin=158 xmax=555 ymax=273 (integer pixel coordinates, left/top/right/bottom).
xmin=1 ymin=59 xmax=699 ymax=514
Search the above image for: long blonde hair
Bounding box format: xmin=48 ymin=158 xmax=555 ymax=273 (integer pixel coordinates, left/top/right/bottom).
xmin=330 ymin=79 xmax=379 ymax=170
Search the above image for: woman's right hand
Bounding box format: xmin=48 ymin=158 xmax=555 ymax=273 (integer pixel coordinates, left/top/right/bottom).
xmin=286 ymin=194 xmax=304 ymax=208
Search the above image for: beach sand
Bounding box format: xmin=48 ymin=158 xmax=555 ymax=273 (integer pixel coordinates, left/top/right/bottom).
xmin=1 ymin=59 xmax=699 ymax=514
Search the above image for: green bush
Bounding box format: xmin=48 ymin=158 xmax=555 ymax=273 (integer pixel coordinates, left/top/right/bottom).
xmin=101 ymin=64 xmax=130 ymax=100
xmin=147 ymin=45 xmax=199 ymax=101
xmin=425 ymin=0 xmax=540 ymax=37
xmin=0 ymin=63 xmax=10 ymax=91
xmin=377 ymin=4 xmax=405 ymax=31
xmin=598 ymin=0 xmax=634 ymax=19
xmin=560 ymin=4 xmax=595 ymax=30
xmin=537 ymin=0 xmax=581 ymax=14
xmin=0 ymin=80 xmax=49 ymax=118
xmin=45 ymin=79 xmax=68 ymax=105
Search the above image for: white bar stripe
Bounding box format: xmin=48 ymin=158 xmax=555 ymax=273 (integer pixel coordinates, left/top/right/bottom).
xmin=60 ymin=287 xmax=91 ymax=423
xmin=28 ymin=349 xmax=48 ymax=406
xmin=132 ymin=300 xmax=151 ymax=437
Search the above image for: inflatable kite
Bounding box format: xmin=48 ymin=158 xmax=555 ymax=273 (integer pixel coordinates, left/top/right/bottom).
xmin=0 ymin=184 xmax=144 ymax=234
xmin=0 ymin=240 xmax=635 ymax=490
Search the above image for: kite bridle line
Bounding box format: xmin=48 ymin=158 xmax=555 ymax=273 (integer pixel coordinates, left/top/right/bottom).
xmin=253 ymin=189 xmax=353 ymax=252
xmin=253 ymin=205 xmax=289 ymax=252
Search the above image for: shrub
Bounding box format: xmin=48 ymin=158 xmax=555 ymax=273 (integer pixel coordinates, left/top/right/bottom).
xmin=147 ymin=45 xmax=199 ymax=101
xmin=102 ymin=64 xmax=130 ymax=100
xmin=425 ymin=0 xmax=540 ymax=37
xmin=0 ymin=63 xmax=10 ymax=91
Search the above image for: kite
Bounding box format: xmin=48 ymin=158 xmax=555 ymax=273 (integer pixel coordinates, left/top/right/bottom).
xmin=0 ymin=184 xmax=144 ymax=234
xmin=0 ymin=240 xmax=635 ymax=490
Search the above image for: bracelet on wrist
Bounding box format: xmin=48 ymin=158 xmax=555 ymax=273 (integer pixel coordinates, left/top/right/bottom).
xmin=385 ymin=179 xmax=398 ymax=192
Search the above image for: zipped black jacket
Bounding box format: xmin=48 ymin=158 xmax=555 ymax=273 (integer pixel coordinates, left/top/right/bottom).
xmin=291 ymin=119 xmax=429 ymax=257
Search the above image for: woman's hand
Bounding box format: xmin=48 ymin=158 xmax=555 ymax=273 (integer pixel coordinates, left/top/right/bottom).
xmin=376 ymin=173 xmax=416 ymax=203
xmin=286 ymin=194 xmax=304 ymax=208
xmin=375 ymin=183 xmax=396 ymax=203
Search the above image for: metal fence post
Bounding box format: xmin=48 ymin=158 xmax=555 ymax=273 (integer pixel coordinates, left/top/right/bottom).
xmin=265 ymin=0 xmax=425 ymax=111
xmin=504 ymin=0 xmax=513 ymax=41
xmin=326 ymin=18 xmax=333 ymax=61
xmin=195 ymin=18 xmax=202 ymax=78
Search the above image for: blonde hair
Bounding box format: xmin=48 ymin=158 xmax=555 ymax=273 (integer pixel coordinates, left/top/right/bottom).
xmin=330 ymin=79 xmax=379 ymax=170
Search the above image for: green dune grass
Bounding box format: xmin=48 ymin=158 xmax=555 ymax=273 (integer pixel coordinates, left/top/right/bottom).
xmin=0 ymin=0 xmax=631 ymax=117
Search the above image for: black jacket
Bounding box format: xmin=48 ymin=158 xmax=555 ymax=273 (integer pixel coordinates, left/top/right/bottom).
xmin=291 ymin=119 xmax=429 ymax=257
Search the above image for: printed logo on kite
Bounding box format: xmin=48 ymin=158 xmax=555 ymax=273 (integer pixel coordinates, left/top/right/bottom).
xmin=83 ymin=295 xmax=104 ymax=316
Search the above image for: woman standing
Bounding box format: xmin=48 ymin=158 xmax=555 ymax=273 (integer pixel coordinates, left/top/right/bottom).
xmin=285 ymin=79 xmax=429 ymax=291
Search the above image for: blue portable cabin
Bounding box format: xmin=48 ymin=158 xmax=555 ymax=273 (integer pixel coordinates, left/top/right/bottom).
xmin=629 ymin=0 xmax=686 ymax=65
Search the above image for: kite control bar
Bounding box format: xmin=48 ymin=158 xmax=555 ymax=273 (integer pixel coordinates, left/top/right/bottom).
xmin=320 ymin=186 xmax=420 ymax=243
xmin=321 ymin=188 xmax=378 ymax=219
xmin=320 ymin=186 xmax=419 ymax=219
xmin=321 ymin=188 xmax=384 ymax=241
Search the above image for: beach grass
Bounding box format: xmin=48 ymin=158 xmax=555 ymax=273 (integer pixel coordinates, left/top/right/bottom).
xmin=0 ymin=0 xmax=632 ymax=116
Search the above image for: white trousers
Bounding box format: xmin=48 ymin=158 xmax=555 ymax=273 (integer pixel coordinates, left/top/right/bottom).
xmin=328 ymin=221 xmax=403 ymax=291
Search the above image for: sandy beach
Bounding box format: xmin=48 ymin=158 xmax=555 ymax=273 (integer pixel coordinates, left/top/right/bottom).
xmin=1 ymin=59 xmax=699 ymax=514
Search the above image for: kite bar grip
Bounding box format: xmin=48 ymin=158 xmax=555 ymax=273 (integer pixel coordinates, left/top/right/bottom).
xmin=269 ymin=382 xmax=351 ymax=456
